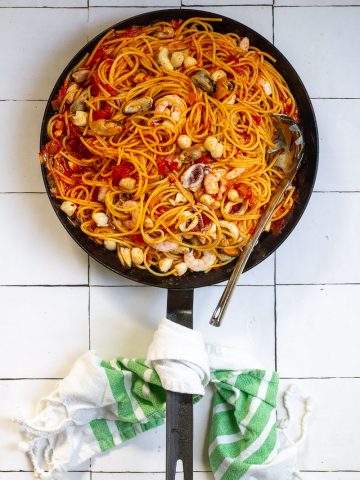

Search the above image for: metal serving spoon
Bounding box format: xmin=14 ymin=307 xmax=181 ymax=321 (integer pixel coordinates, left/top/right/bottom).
xmin=210 ymin=114 xmax=305 ymax=327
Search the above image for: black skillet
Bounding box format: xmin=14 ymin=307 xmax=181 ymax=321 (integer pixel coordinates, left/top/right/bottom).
xmin=40 ymin=8 xmax=318 ymax=479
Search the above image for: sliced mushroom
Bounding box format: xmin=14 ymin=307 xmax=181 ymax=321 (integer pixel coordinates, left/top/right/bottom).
xmin=191 ymin=70 xmax=216 ymax=94
xmin=70 ymin=90 xmax=89 ymax=114
xmin=72 ymin=68 xmax=90 ymax=83
xmin=66 ymin=83 xmax=79 ymax=104
xmin=123 ymin=96 xmax=153 ymax=114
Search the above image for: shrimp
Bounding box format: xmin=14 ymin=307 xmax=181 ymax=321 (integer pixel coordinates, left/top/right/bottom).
xmin=154 ymin=95 xmax=187 ymax=122
xmin=152 ymin=240 xmax=178 ymax=252
xmin=184 ymin=250 xmax=216 ymax=272
xmin=122 ymin=200 xmax=139 ymax=230
xmin=204 ymin=169 xmax=227 ymax=197
xmin=257 ymin=76 xmax=272 ymax=96
xmin=226 ymin=167 xmax=245 ymax=181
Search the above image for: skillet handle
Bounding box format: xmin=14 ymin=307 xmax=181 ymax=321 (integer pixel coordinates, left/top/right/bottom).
xmin=166 ymin=289 xmax=194 ymax=480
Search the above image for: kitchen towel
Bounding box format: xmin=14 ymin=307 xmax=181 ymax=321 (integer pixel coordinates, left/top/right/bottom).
xmin=15 ymin=319 xmax=311 ymax=480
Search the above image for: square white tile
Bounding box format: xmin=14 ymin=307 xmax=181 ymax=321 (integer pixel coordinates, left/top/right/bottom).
xmin=312 ymin=99 xmax=360 ymax=192
xmin=0 ymin=287 xmax=89 ymax=378
xmin=0 ymin=194 xmax=88 ymax=285
xmin=276 ymin=192 xmax=360 ymax=284
xmin=0 ymin=379 xmax=57 ymax=471
xmin=90 ymin=286 xmax=168 ymax=359
xmin=0 ymin=474 xmax=89 ymax=480
xmin=90 ymin=0 xmax=180 ymax=6
xmin=90 ymin=285 xmax=274 ymax=366
xmin=279 ymin=378 xmax=360 ymax=471
xmin=276 ymin=0 xmax=360 ymax=4
xmin=301 ymin=475 xmax=360 ymax=480
xmin=183 ymin=6 xmax=273 ymax=42
xmin=274 ymin=7 xmax=360 ymax=98
xmin=0 ymin=0 xmax=87 ymax=5
xmin=195 ymin=285 xmax=275 ymax=368
xmin=89 ymin=253 xmax=274 ymax=287
xmin=0 ymin=101 xmax=46 ymax=192
xmin=184 ymin=0 xmax=272 ymax=5
xmin=277 ymin=285 xmax=360 ymax=377
xmin=0 ymin=379 xmax=90 ymax=472
xmin=0 ymin=8 xmax=88 ymax=100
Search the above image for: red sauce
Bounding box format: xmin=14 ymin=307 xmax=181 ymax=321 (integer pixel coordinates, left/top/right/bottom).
xmin=157 ymin=154 xmax=180 ymax=175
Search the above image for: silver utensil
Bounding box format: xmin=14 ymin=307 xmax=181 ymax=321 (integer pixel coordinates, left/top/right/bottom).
xmin=210 ymin=114 xmax=305 ymax=327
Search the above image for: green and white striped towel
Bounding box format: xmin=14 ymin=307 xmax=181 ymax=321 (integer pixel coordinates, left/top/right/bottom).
xmin=16 ymin=321 xmax=311 ymax=480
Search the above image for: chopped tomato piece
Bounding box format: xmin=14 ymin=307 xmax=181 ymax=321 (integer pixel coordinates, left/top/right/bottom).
xmin=67 ymin=137 xmax=92 ymax=159
xmin=131 ymin=234 xmax=146 ymax=247
xmin=93 ymin=103 xmax=112 ymax=120
xmin=112 ymin=162 xmax=134 ymax=184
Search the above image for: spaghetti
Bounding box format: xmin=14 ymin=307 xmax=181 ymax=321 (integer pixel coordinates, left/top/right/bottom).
xmin=40 ymin=17 xmax=298 ymax=276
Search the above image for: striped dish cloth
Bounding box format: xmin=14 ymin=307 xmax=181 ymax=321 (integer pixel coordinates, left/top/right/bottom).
xmin=16 ymin=337 xmax=310 ymax=480
xmin=210 ymin=369 xmax=279 ymax=480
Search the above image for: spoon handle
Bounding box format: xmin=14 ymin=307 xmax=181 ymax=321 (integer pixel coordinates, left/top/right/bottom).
xmin=209 ymin=175 xmax=292 ymax=328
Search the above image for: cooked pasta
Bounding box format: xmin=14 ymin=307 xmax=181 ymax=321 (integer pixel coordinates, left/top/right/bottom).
xmin=40 ymin=17 xmax=298 ymax=276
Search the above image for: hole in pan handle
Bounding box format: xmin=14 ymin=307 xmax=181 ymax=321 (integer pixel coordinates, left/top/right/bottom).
xmin=166 ymin=289 xmax=194 ymax=480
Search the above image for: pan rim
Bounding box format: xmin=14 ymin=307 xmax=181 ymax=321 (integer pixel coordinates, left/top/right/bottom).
xmin=40 ymin=8 xmax=319 ymax=290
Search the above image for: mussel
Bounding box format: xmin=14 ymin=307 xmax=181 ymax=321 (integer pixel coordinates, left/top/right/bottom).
xmin=191 ymin=70 xmax=216 ymax=94
xmin=123 ymin=96 xmax=153 ymax=114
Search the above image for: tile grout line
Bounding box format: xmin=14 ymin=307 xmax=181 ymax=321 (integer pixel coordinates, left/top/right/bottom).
xmin=272 ymin=1 xmax=274 ymax=45
xmin=88 ymin=256 xmax=91 ymax=352
xmin=274 ymin=251 xmax=277 ymax=371
xmin=2 ymin=469 xmax=360 ymax=474
xmin=3 ymin=376 xmax=360 ymax=381
xmin=0 ymin=4 xmax=359 ymax=9
xmin=272 ymin=0 xmax=276 ymax=380
xmin=2 ymin=282 xmax=360 ymax=287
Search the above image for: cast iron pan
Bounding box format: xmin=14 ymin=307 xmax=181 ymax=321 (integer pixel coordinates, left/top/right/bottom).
xmin=40 ymin=9 xmax=318 ymax=479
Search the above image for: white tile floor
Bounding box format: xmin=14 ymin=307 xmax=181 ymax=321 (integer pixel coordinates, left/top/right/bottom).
xmin=0 ymin=2 xmax=359 ymax=479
